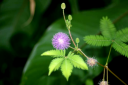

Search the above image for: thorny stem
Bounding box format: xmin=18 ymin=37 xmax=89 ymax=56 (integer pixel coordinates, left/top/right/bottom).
xmin=97 ymin=62 xmax=127 ymax=85
xmin=62 ymin=9 xmax=76 ymax=47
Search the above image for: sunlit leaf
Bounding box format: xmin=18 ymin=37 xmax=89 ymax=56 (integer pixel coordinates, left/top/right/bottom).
xmin=41 ymin=50 xmax=65 ymax=57
xmin=68 ymin=55 xmax=88 ymax=70
xmin=61 ymin=59 xmax=73 ymax=81
xmin=48 ymin=58 xmax=64 ymax=75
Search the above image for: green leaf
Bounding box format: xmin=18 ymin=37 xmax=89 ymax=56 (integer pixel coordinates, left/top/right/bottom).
xmin=84 ymin=35 xmax=112 ymax=46
xmin=41 ymin=50 xmax=65 ymax=57
xmin=115 ymin=28 xmax=128 ymax=42
xmin=100 ymin=17 xmax=116 ymax=39
xmin=85 ymin=79 xmax=94 ymax=85
xmin=49 ymin=58 xmax=64 ymax=75
xmin=68 ymin=54 xmax=88 ymax=70
xmin=61 ymin=59 xmax=73 ymax=81
xmin=113 ymin=41 xmax=128 ymax=58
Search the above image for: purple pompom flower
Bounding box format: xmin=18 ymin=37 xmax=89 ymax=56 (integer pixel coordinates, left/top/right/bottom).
xmin=52 ymin=32 xmax=70 ymax=50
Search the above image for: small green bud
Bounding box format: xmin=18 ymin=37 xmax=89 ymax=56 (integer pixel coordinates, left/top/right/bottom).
xmin=61 ymin=3 xmax=66 ymax=9
xmin=76 ymin=38 xmax=80 ymax=43
xmin=68 ymin=15 xmax=72 ymax=21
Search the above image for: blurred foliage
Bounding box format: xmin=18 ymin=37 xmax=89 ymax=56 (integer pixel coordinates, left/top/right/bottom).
xmin=0 ymin=0 xmax=128 ymax=85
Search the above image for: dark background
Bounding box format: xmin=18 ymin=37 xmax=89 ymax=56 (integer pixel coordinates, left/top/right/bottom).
xmin=0 ymin=0 xmax=128 ymax=85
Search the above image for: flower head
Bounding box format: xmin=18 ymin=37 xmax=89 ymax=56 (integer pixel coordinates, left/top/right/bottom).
xmin=99 ymin=81 xmax=108 ymax=85
xmin=87 ymin=57 xmax=97 ymax=67
xmin=52 ymin=32 xmax=70 ymax=50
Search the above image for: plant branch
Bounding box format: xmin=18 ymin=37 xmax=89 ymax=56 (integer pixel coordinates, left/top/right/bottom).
xmin=113 ymin=10 xmax=128 ymax=24
xmin=103 ymin=67 xmax=106 ymax=81
xmin=97 ymin=62 xmax=127 ymax=85
xmin=62 ymin=9 xmax=76 ymax=47
xmin=78 ymin=48 xmax=89 ymax=59
xmin=68 ymin=29 xmax=76 ymax=47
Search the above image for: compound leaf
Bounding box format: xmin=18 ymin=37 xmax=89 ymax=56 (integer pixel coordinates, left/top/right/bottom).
xmin=100 ymin=17 xmax=116 ymax=39
xmin=41 ymin=50 xmax=65 ymax=57
xmin=113 ymin=41 xmax=128 ymax=58
xmin=68 ymin=55 xmax=88 ymax=70
xmin=49 ymin=58 xmax=64 ymax=75
xmin=115 ymin=28 xmax=128 ymax=42
xmin=84 ymin=35 xmax=112 ymax=46
xmin=61 ymin=59 xmax=73 ymax=81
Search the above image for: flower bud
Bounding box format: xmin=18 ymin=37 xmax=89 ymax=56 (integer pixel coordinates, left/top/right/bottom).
xmin=68 ymin=15 xmax=72 ymax=21
xmin=61 ymin=3 xmax=66 ymax=9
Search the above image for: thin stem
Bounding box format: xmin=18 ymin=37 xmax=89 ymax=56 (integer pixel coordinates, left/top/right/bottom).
xmin=105 ymin=44 xmax=113 ymax=66
xmin=103 ymin=67 xmax=106 ymax=81
xmin=106 ymin=66 xmax=108 ymax=84
xmin=97 ymin=62 xmax=127 ymax=85
xmin=78 ymin=49 xmax=89 ymax=59
xmin=113 ymin=10 xmax=128 ymax=24
xmin=62 ymin=9 xmax=76 ymax=47
xmin=107 ymin=67 xmax=127 ymax=85
xmin=68 ymin=29 xmax=76 ymax=47
xmin=69 ymin=46 xmax=75 ymax=50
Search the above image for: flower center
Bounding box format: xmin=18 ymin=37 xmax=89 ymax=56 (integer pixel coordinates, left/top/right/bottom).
xmin=58 ymin=38 xmax=64 ymax=44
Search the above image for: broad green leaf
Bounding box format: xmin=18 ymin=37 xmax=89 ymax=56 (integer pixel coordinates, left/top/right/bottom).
xmin=100 ymin=17 xmax=116 ymax=39
xmin=41 ymin=50 xmax=65 ymax=57
xmin=0 ymin=0 xmax=51 ymax=51
xmin=68 ymin=55 xmax=88 ymax=70
xmin=61 ymin=59 xmax=73 ymax=81
xmin=21 ymin=0 xmax=128 ymax=85
xmin=113 ymin=41 xmax=128 ymax=58
xmin=115 ymin=28 xmax=128 ymax=42
xmin=49 ymin=58 xmax=64 ymax=75
xmin=84 ymin=35 xmax=112 ymax=46
xmin=85 ymin=79 xmax=94 ymax=85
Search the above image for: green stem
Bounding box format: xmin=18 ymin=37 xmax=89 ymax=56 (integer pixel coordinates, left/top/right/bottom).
xmin=105 ymin=44 xmax=113 ymax=66
xmin=69 ymin=46 xmax=75 ymax=50
xmin=62 ymin=9 xmax=76 ymax=47
xmin=106 ymin=66 xmax=108 ymax=85
xmin=78 ymin=48 xmax=89 ymax=59
xmin=113 ymin=10 xmax=128 ymax=24
xmin=103 ymin=67 xmax=106 ymax=81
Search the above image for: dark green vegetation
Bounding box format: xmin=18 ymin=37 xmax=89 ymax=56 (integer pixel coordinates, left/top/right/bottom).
xmin=0 ymin=0 xmax=128 ymax=85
